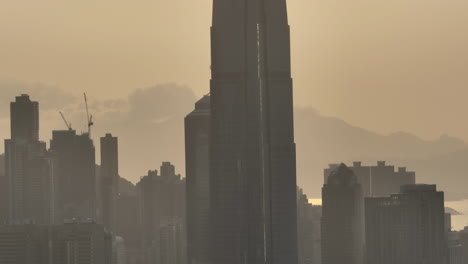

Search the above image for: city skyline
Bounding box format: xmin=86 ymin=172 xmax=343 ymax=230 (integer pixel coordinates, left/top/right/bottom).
xmin=2 ymin=1 xmax=468 ymax=264
xmin=2 ymin=0 xmax=468 ymax=142
xmin=1 ymin=90 xmax=468 ymax=200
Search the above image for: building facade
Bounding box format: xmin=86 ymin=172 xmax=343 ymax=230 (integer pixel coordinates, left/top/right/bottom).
xmin=297 ymin=188 xmax=321 ymax=264
xmin=365 ymin=184 xmax=446 ymax=264
xmin=50 ymin=130 xmax=96 ymax=221
xmin=209 ymin=0 xmax=298 ymax=263
xmin=321 ymin=164 xmax=364 ymax=264
xmin=100 ymin=133 xmax=119 ymax=231
xmin=0 ymin=222 xmax=112 ymax=264
xmin=137 ymin=163 xmax=186 ymax=264
xmin=185 ymin=95 xmax=211 ymax=264
xmin=5 ymin=95 xmax=57 ymax=224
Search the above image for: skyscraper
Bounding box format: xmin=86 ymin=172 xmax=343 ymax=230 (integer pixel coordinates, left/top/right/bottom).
xmin=365 ymin=184 xmax=446 ymax=264
xmin=50 ymin=130 xmax=96 ymax=221
xmin=209 ymin=0 xmax=298 ymax=263
xmin=5 ymin=95 xmax=55 ymax=224
xmin=321 ymin=164 xmax=364 ymax=264
xmin=100 ymin=133 xmax=119 ymax=231
xmin=137 ymin=163 xmax=186 ymax=264
xmin=185 ymin=95 xmax=211 ymax=264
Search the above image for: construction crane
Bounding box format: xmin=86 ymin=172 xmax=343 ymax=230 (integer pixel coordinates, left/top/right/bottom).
xmin=59 ymin=111 xmax=72 ymax=131
xmin=83 ymin=93 xmax=94 ymax=136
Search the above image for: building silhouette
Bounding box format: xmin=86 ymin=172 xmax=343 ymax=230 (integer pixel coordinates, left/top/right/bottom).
xmin=137 ymin=163 xmax=186 ymax=264
xmin=100 ymin=133 xmax=119 ymax=232
xmin=321 ymin=164 xmax=364 ymax=264
xmin=185 ymin=95 xmax=210 ymax=264
xmin=115 ymin=193 xmax=142 ymax=264
xmin=10 ymin=94 xmax=39 ymax=142
xmin=50 ymin=130 xmax=96 ymax=221
xmin=5 ymin=95 xmax=57 ymax=224
xmin=325 ymin=161 xmax=415 ymax=197
xmin=297 ymin=188 xmax=321 ymax=264
xmin=365 ymin=184 xmax=446 ymax=264
xmin=209 ymin=0 xmax=298 ymax=263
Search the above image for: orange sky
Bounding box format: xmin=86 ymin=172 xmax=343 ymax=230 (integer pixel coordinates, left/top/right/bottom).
xmin=1 ymin=0 xmax=468 ymax=141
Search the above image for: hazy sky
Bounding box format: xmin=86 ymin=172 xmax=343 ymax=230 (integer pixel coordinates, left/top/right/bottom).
xmin=1 ymin=0 xmax=468 ymax=142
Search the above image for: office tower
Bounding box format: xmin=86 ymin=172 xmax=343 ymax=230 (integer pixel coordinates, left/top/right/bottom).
xmin=50 ymin=130 xmax=96 ymax=221
xmin=10 ymin=94 xmax=39 ymax=142
xmin=209 ymin=0 xmax=298 ymax=263
xmin=5 ymin=95 xmax=55 ymax=224
xmin=100 ymin=133 xmax=119 ymax=231
xmin=185 ymin=95 xmax=210 ymax=264
xmin=325 ymin=162 xmax=371 ymax=197
xmin=137 ymin=163 xmax=186 ymax=264
xmin=365 ymin=184 xmax=446 ymax=264
xmin=325 ymin=161 xmax=415 ymax=197
xmin=321 ymin=164 xmax=364 ymax=264
xmin=297 ymin=188 xmax=321 ymax=264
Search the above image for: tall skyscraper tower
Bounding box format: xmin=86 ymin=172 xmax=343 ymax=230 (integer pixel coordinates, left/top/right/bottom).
xmin=209 ymin=0 xmax=297 ymax=263
xmin=185 ymin=95 xmax=211 ymax=264
xmin=100 ymin=133 xmax=119 ymax=231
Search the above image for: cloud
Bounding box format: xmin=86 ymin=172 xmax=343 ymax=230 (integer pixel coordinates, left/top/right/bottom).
xmin=126 ymin=84 xmax=196 ymax=122
xmin=0 ymin=80 xmax=77 ymax=118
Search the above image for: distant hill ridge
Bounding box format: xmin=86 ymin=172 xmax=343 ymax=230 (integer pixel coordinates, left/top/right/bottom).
xmin=1 ymin=108 xmax=467 ymax=200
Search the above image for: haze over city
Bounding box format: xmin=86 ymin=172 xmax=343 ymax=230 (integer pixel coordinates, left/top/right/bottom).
xmin=2 ymin=0 xmax=468 ymax=199
xmin=1 ymin=1 xmax=468 ymax=264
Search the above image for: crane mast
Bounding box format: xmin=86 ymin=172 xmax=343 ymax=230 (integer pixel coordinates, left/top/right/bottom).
xmin=59 ymin=111 xmax=72 ymax=131
xmin=83 ymin=93 xmax=94 ymax=136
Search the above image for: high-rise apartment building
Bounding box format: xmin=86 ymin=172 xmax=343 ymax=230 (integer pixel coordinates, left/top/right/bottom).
xmin=5 ymin=95 xmax=56 ymax=224
xmin=100 ymin=133 xmax=119 ymax=231
xmin=321 ymin=164 xmax=364 ymax=264
xmin=209 ymin=0 xmax=298 ymax=263
xmin=137 ymin=163 xmax=186 ymax=264
xmin=365 ymin=184 xmax=446 ymax=264
xmin=185 ymin=95 xmax=210 ymax=264
xmin=50 ymin=130 xmax=96 ymax=221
